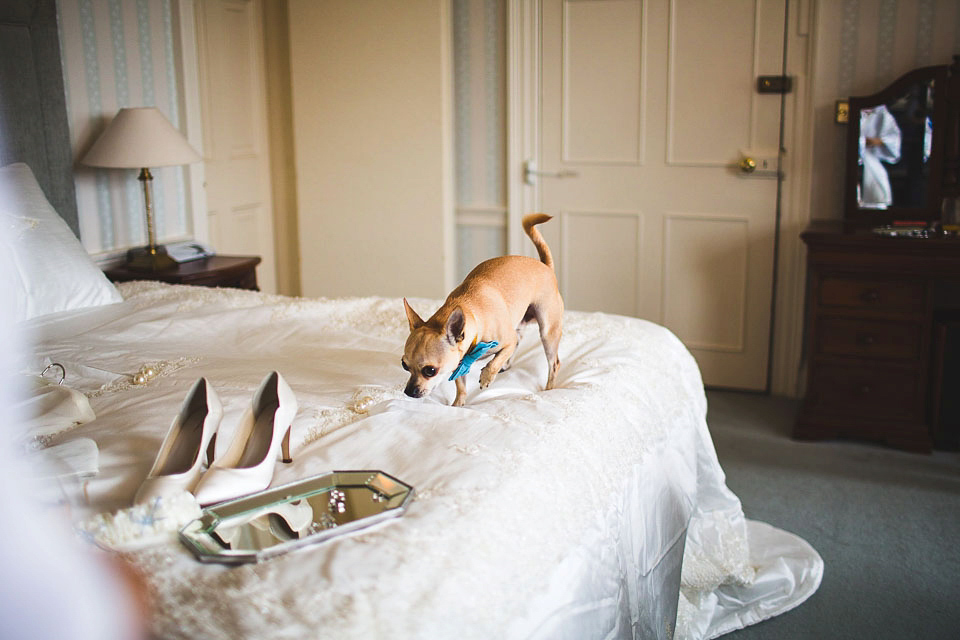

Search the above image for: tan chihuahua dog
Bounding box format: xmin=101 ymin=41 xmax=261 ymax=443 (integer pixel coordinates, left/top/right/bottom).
xmin=402 ymin=213 xmax=563 ymax=407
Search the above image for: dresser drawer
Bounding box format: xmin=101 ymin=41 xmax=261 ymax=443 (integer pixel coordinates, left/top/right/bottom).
xmin=818 ymin=275 xmax=925 ymax=313
xmin=815 ymin=316 xmax=922 ymax=360
xmin=807 ymin=363 xmax=923 ymax=420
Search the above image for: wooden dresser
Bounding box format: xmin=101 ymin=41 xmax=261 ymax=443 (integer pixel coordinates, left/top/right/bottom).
xmin=796 ymin=221 xmax=960 ymax=452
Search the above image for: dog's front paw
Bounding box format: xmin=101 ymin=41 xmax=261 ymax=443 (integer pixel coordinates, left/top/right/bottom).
xmin=479 ymin=367 xmax=497 ymax=389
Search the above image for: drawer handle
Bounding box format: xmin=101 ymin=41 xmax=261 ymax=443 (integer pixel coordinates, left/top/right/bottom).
xmin=859 ymin=384 xmax=872 ymax=395
xmin=857 ymin=334 xmax=876 ymax=346
xmin=860 ymin=289 xmax=880 ymax=303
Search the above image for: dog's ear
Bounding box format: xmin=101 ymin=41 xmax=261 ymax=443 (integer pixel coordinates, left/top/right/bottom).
xmin=403 ymin=298 xmax=424 ymax=330
xmin=445 ymin=307 xmax=465 ymax=344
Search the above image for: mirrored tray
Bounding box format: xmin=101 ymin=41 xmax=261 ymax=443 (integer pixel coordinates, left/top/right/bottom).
xmin=179 ymin=470 xmax=414 ymax=564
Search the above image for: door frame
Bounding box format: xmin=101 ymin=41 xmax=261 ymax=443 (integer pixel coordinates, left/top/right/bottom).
xmin=506 ymin=0 xmax=819 ymax=397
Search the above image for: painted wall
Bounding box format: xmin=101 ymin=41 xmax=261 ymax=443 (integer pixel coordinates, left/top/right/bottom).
xmin=262 ymin=0 xmax=300 ymax=297
xmin=56 ymin=0 xmax=191 ymax=254
xmin=288 ymin=0 xmax=454 ymax=300
xmin=809 ymin=0 xmax=960 ymax=221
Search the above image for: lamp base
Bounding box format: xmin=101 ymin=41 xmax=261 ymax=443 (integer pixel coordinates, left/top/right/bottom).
xmin=126 ymin=245 xmax=177 ymax=271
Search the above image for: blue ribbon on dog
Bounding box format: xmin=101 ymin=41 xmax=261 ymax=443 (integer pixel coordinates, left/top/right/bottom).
xmin=449 ymin=341 xmax=499 ymax=380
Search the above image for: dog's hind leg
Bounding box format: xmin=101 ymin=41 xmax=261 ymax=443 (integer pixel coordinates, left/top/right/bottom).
xmin=540 ymin=324 xmax=561 ymax=390
xmin=500 ymin=324 xmax=528 ymax=373
xmin=536 ymin=300 xmax=563 ymax=391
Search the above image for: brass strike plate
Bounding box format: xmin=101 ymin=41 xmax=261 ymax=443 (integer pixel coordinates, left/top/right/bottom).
xmin=835 ymin=100 xmax=849 ymax=124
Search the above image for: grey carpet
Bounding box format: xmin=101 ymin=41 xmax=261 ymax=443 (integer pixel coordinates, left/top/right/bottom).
xmin=704 ymin=390 xmax=960 ymax=640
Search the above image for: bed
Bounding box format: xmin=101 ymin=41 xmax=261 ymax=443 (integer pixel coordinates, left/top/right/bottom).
xmin=13 ymin=264 xmax=824 ymax=639
xmin=0 ymin=2 xmax=822 ymax=638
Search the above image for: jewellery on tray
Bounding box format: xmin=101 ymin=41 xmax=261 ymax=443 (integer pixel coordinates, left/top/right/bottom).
xmin=329 ymin=489 xmax=347 ymax=514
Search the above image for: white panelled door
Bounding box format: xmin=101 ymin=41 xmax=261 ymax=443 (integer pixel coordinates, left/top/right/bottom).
xmin=196 ymin=0 xmax=277 ymax=293
xmin=534 ymin=0 xmax=786 ymax=390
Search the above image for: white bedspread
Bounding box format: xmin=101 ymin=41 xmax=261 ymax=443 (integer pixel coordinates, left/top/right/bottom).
xmin=23 ymin=282 xmax=821 ymax=639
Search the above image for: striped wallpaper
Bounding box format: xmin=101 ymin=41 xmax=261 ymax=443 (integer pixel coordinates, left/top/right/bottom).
xmin=811 ymin=0 xmax=960 ymax=220
xmin=56 ymin=0 xmax=189 ymax=254
xmin=833 ymin=0 xmax=960 ymax=97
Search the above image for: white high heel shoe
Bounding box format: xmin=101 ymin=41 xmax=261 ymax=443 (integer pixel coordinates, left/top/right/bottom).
xmin=193 ymin=371 xmax=298 ymax=506
xmin=134 ymin=378 xmax=222 ymax=505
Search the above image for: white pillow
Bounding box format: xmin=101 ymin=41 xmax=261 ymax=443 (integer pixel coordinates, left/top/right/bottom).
xmin=0 ymin=163 xmax=122 ymax=321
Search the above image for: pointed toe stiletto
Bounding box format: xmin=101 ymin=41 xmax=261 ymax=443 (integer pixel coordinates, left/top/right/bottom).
xmin=134 ymin=378 xmax=222 ymax=505
xmin=193 ymin=371 xmax=298 ymax=506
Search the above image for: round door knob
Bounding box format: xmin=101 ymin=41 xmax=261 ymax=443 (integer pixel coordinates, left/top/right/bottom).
xmin=739 ymin=157 xmax=757 ymax=173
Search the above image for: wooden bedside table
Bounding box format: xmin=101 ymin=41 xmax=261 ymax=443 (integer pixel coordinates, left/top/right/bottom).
xmin=105 ymin=255 xmax=262 ymax=291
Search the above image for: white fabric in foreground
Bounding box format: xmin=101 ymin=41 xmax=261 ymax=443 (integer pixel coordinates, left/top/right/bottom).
xmin=0 ymin=163 xmax=122 ymax=322
xmin=24 ymin=283 xmax=822 ymax=639
xmin=0 ymin=217 xmax=140 ymax=640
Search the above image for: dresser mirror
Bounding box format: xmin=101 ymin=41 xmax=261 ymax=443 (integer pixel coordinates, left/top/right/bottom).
xmin=845 ymin=64 xmax=948 ymax=229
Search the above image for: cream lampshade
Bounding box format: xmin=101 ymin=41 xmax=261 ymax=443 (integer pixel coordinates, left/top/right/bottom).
xmin=82 ymin=107 xmax=201 ymax=271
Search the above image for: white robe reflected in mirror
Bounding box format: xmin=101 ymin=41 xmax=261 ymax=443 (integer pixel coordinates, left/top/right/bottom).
xmin=858 ymin=105 xmax=902 ymax=209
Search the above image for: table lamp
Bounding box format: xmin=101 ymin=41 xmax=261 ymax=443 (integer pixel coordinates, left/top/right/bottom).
xmin=82 ymin=107 xmax=202 ymax=271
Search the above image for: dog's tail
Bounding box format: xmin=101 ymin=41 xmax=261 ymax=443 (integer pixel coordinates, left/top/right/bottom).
xmin=522 ymin=213 xmax=555 ymax=271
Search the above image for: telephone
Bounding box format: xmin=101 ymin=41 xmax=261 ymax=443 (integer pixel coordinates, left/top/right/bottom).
xmin=166 ymin=240 xmax=215 ymax=263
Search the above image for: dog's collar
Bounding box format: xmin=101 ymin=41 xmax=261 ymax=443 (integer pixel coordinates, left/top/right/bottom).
xmin=449 ymin=340 xmax=499 ymax=380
